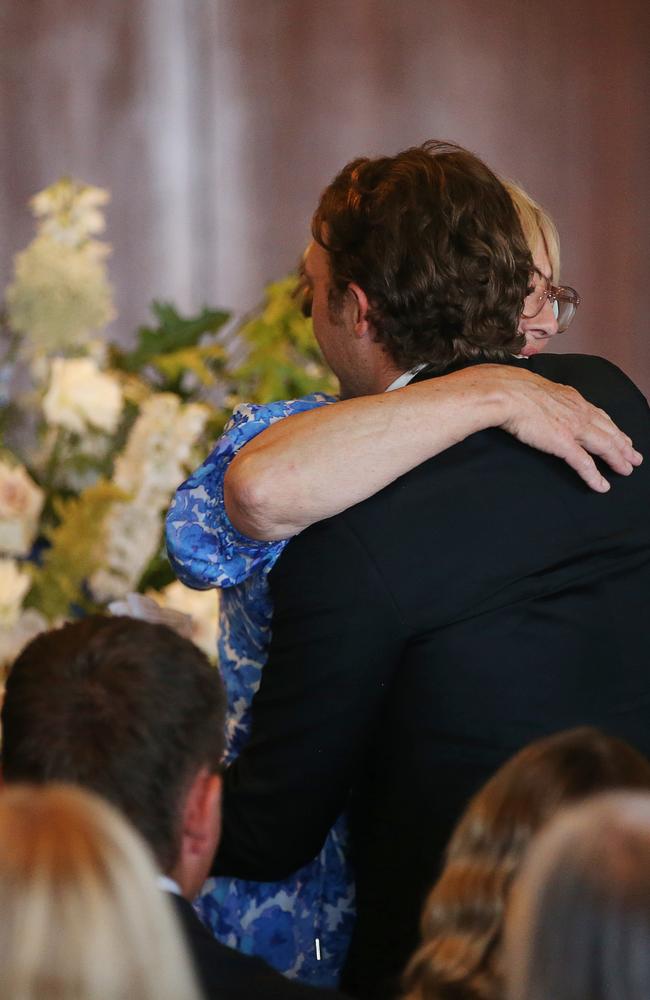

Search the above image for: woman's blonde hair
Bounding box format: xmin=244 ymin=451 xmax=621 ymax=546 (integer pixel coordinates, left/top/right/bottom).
xmin=503 ymin=179 xmax=560 ymax=281
xmin=402 ymin=728 xmax=650 ymax=1000
xmin=0 ymin=784 xmax=201 ymax=1000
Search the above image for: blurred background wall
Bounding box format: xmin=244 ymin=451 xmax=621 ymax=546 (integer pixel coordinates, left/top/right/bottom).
xmin=2 ymin=0 xmax=649 ymax=394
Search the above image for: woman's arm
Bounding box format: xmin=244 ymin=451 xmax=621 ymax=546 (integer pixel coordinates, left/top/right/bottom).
xmin=225 ymin=364 xmax=642 ymax=540
xmin=166 ymin=395 xmax=332 ymax=590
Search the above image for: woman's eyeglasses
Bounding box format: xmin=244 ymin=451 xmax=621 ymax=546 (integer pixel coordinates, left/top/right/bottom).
xmin=523 ymin=271 xmax=581 ymax=334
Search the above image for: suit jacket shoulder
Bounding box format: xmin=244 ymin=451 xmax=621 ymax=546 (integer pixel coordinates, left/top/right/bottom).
xmin=526 ymin=352 xmax=648 ymax=417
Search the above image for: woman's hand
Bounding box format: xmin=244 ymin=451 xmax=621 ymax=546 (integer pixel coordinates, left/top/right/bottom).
xmin=489 ymin=365 xmax=642 ymax=493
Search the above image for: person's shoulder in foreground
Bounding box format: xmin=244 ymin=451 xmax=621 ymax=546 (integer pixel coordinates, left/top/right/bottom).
xmin=171 ymin=893 xmax=349 ymax=999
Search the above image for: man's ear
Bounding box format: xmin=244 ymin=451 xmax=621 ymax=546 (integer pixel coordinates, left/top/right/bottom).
xmin=173 ymin=766 xmax=222 ymax=899
xmin=347 ymin=282 xmax=370 ymax=338
xmin=182 ymin=766 xmax=222 ymax=859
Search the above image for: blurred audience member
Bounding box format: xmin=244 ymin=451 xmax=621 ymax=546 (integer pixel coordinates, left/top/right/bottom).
xmin=506 ymin=791 xmax=650 ymax=1000
xmin=0 ymin=783 xmax=201 ymax=1000
xmin=402 ymin=728 xmax=650 ymax=1000
xmin=1 ymin=616 xmax=344 ymax=1000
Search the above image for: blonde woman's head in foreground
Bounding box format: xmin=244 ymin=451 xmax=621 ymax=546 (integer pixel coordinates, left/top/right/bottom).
xmin=506 ymin=791 xmax=650 ymax=1000
xmin=0 ymin=783 xmax=201 ymax=1000
xmin=402 ymin=728 xmax=650 ymax=1000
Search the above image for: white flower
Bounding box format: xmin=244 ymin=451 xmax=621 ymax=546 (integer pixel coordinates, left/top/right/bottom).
xmin=45 ymin=426 xmax=115 ymax=493
xmin=0 ymin=559 xmax=32 ymax=629
xmin=0 ymin=461 xmax=44 ymax=557
xmin=90 ymin=395 xmax=209 ymax=603
xmin=147 ymin=581 xmax=219 ymax=660
xmin=113 ymin=395 xmax=209 ymax=505
xmin=89 ymin=502 xmax=162 ymax=603
xmin=6 ymin=236 xmax=115 ymax=355
xmin=31 ymin=179 xmax=110 ymax=246
xmin=43 ymin=357 xmax=123 ymax=435
xmin=0 ymin=608 xmax=48 ymax=674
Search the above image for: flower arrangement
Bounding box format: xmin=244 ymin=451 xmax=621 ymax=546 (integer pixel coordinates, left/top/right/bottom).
xmin=0 ymin=179 xmax=335 ymax=673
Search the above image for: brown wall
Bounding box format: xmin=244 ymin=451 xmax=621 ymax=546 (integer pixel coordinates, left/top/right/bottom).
xmin=2 ymin=0 xmax=649 ymax=395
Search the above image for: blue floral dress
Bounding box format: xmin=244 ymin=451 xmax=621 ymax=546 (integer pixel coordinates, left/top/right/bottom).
xmin=165 ymin=394 xmax=355 ymax=989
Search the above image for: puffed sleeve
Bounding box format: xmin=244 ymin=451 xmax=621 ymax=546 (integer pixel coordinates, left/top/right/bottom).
xmin=165 ymin=394 xmax=334 ymax=589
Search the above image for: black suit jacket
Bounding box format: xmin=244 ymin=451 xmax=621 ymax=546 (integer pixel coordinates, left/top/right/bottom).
xmin=169 ymin=893 xmax=346 ymax=1000
xmin=215 ymin=354 xmax=650 ymax=999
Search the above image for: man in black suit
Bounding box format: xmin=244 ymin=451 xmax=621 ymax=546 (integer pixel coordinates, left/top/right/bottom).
xmin=1 ymin=616 xmax=345 ymax=1000
xmin=212 ymin=142 xmax=650 ymax=998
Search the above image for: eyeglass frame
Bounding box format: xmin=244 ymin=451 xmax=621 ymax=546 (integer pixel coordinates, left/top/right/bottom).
xmin=522 ymin=268 xmax=581 ymax=331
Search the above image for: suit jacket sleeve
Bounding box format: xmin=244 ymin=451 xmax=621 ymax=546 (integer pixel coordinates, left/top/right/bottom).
xmin=213 ymin=512 xmax=408 ymax=880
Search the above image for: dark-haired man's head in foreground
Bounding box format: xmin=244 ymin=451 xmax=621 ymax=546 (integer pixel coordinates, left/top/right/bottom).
xmin=1 ymin=615 xmax=226 ymax=900
xmin=302 ymin=139 xmax=533 ymax=398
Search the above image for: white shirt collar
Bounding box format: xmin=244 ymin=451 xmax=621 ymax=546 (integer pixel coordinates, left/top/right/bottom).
xmin=384 ymin=363 xmax=428 ymax=392
xmin=157 ymin=873 xmax=182 ymax=896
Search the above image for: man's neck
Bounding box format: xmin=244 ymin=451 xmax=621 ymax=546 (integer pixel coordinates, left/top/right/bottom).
xmin=336 ymin=335 xmax=421 ymax=398
xmin=339 ymin=362 xmax=410 ymax=399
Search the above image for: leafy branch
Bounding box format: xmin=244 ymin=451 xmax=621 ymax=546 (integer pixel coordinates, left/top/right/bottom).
xmin=25 ymin=480 xmax=127 ymax=620
xmin=114 ymin=301 xmax=230 ymax=377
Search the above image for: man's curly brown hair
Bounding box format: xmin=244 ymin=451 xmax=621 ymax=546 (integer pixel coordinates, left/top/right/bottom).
xmin=311 ymin=140 xmax=532 ymax=370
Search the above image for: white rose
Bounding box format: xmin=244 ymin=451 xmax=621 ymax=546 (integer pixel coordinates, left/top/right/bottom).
xmin=0 ymin=559 xmax=32 ymax=628
xmin=0 ymin=462 xmax=44 ymax=557
xmin=43 ymin=357 xmax=123 ymax=435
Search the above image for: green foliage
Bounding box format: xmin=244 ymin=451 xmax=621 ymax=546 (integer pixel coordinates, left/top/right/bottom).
xmin=116 ymin=301 xmax=230 ymax=376
xmin=136 ymin=543 xmax=177 ymax=594
xmin=25 ymin=480 xmax=126 ymax=620
xmin=231 ymin=276 xmax=337 ymax=403
xmin=152 ymin=342 xmax=227 ymax=389
xmin=202 ymin=407 xmax=231 ymax=441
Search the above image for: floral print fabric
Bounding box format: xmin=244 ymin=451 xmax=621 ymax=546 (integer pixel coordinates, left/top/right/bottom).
xmin=166 ymin=394 xmax=355 ymax=988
